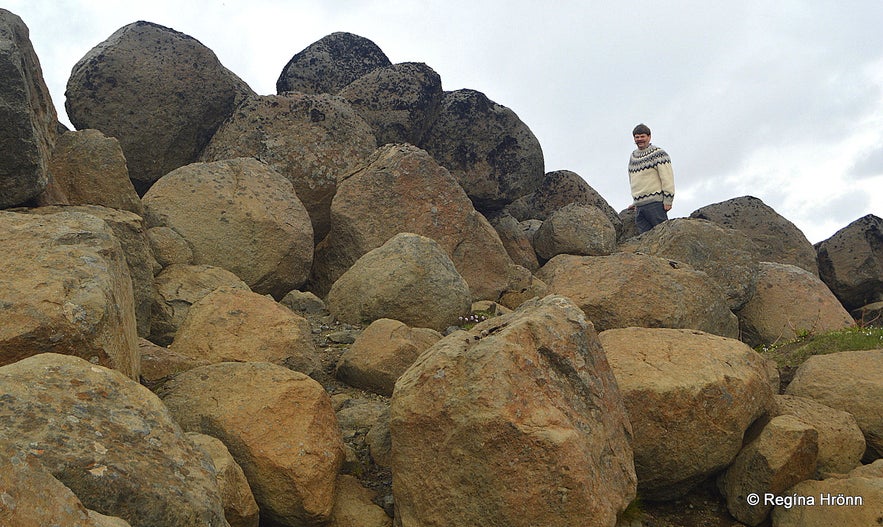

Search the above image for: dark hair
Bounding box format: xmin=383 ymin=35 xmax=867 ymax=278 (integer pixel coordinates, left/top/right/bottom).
xmin=632 ymin=123 xmax=651 ymax=136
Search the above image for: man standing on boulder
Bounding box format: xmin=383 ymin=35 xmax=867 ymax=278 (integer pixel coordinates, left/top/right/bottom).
xmin=628 ymin=123 xmax=675 ymax=233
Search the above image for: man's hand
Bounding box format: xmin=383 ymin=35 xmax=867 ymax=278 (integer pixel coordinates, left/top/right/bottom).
xmin=627 ymin=203 xmax=635 ymax=210
xmin=664 ymin=204 xmax=672 ymax=211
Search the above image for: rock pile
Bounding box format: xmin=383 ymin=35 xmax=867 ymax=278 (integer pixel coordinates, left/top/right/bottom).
xmin=1 ymin=8 xmax=882 ymax=527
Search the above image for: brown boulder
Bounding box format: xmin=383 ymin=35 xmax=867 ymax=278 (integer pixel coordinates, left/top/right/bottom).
xmin=532 ymin=203 xmax=618 ymax=260
xmin=327 ymin=475 xmax=392 ymax=527
xmin=142 ymin=157 xmax=314 ymax=298
xmin=786 ymin=349 xmax=883 ymax=459
xmin=276 ymin=32 xmax=391 ymax=95
xmin=336 ymin=318 xmax=442 ymax=396
xmin=420 ymin=89 xmax=544 ymax=211
xmin=391 ymin=296 xmax=637 ymax=527
xmin=339 ymin=62 xmax=443 ymax=146
xmin=0 ymin=353 xmax=228 ymax=527
xmin=770 ymin=468 xmax=883 ymax=526
xmin=326 ymin=233 xmax=472 ymax=332
xmin=599 ymin=327 xmax=774 ymax=500
xmin=149 ymin=264 xmax=250 ymax=346
xmin=0 ymin=210 xmax=139 ymax=379
xmin=737 ymin=262 xmax=854 ymax=347
xmin=486 ymin=211 xmax=540 ymax=271
xmin=40 ymin=130 xmax=143 ymax=214
xmin=0 ymin=9 xmax=57 ymax=207
xmin=618 ymin=218 xmax=761 ymax=310
xmin=200 ymin=93 xmax=376 ymax=241
xmin=537 ymin=252 xmax=739 ymax=337
xmin=187 ymin=433 xmax=260 ymax=527
xmin=815 ymin=214 xmax=883 ymax=311
xmin=312 ymin=143 xmax=516 ymax=300
xmin=159 ymin=361 xmax=345 ymax=527
xmin=170 ymin=287 xmax=318 ymax=376
xmin=65 ymin=21 xmax=254 ymax=193
xmin=690 ymin=196 xmax=818 ymax=276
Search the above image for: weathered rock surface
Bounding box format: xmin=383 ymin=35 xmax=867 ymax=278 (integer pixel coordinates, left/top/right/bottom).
xmin=276 ymin=32 xmax=391 ymax=95
xmin=0 ymin=9 xmax=57 ymax=207
xmin=187 ymin=433 xmax=260 ymax=527
xmin=339 ymin=62 xmax=443 ymax=146
xmin=785 ymin=349 xmax=883 ymax=459
xmin=718 ymin=415 xmax=818 ymax=526
xmin=159 ymin=361 xmax=345 ymax=527
xmin=149 ymin=264 xmax=250 ymax=346
xmin=420 ymin=89 xmax=544 ymax=211
xmin=0 ymin=353 xmax=229 ymax=527
xmin=0 ymin=210 xmax=139 ymax=379
xmin=326 ymin=233 xmax=471 ymax=332
xmin=815 ymin=214 xmax=883 ymax=311
xmin=737 ymin=262 xmax=854 ymax=347
xmin=40 ymin=129 xmax=143 ymax=214
xmin=327 ymin=475 xmax=392 ymax=527
xmin=690 ymin=196 xmax=818 ymax=276
xmin=770 ymin=465 xmax=883 ymax=526
xmin=486 ymin=211 xmax=541 ymax=271
xmin=772 ymin=394 xmax=866 ymax=475
xmin=142 ymin=157 xmax=314 ymax=298
xmin=312 ymin=143 xmax=516 ymax=300
xmin=146 ymin=225 xmax=194 ymax=266
xmin=618 ymin=218 xmax=761 ymax=310
xmin=65 ymin=21 xmax=254 ymax=193
xmin=533 ymin=203 xmax=618 ymax=260
xmin=506 ymin=169 xmax=623 ymax=236
xmin=336 ymin=318 xmax=442 ymax=396
xmin=391 ymin=295 xmax=637 ymax=527
xmin=139 ymin=337 xmax=209 ymax=388
xmin=599 ymin=327 xmax=774 ymax=500
xmin=170 ymin=287 xmax=318 ymax=375
xmin=200 ymin=93 xmax=376 ymax=241
xmin=538 ymin=252 xmax=739 ymax=337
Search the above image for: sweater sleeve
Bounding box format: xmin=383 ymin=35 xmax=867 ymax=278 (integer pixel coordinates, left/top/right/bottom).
xmin=658 ymin=157 xmax=675 ymax=206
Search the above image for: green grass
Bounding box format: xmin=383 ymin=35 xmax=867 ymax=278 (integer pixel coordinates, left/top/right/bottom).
xmin=757 ymin=326 xmax=883 ymax=386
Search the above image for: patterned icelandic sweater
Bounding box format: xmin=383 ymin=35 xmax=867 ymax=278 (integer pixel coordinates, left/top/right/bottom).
xmin=628 ymin=144 xmax=675 ymax=207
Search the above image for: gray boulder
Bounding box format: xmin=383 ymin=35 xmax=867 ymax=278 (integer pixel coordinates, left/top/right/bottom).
xmin=0 ymin=9 xmax=58 ymax=207
xmin=65 ymin=21 xmax=254 ymax=194
xmin=276 ymin=32 xmax=391 ymax=95
xmin=815 ymin=214 xmax=883 ymax=311
xmin=532 ymin=203 xmax=617 ymax=260
xmin=420 ymin=89 xmax=544 ymax=211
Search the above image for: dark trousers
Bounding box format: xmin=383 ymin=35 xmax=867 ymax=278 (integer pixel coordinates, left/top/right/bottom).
xmin=635 ymin=201 xmax=668 ymax=233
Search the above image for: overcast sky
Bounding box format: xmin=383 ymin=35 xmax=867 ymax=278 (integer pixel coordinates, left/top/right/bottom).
xmin=9 ymin=0 xmax=883 ymax=243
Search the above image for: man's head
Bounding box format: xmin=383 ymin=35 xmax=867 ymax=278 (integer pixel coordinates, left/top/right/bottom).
xmin=633 ymin=123 xmax=651 ymax=150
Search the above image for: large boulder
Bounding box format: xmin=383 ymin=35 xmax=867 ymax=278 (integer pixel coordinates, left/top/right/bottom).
xmin=335 ymin=318 xmax=443 ymax=396
xmin=40 ymin=129 xmax=143 ymax=214
xmin=391 ymin=296 xmax=637 ymax=527
xmin=170 ymin=287 xmax=318 ymax=376
xmin=22 ymin=205 xmax=160 ymax=339
xmin=419 ymin=89 xmax=544 ymax=211
xmin=186 ymin=433 xmax=260 ymax=527
xmin=0 ymin=211 xmax=139 ymax=379
xmin=537 ymin=252 xmax=739 ymax=337
xmin=785 ymin=349 xmax=883 ymax=459
xmin=718 ymin=415 xmax=818 ymax=526
xmin=532 ymin=203 xmax=617 ymax=261
xmin=200 ymin=93 xmax=376 ymax=241
xmin=326 ymin=233 xmax=472 ymax=332
xmin=311 ymin=143 xmax=516 ymax=300
xmin=770 ymin=464 xmax=883 ymax=526
xmin=690 ymin=196 xmax=818 ymax=276
xmin=0 ymin=9 xmax=58 ymax=207
xmin=599 ymin=327 xmax=774 ymax=500
xmin=618 ymin=218 xmax=761 ymax=310
xmin=505 ymin=169 xmax=623 ymax=236
xmin=159 ymin=361 xmax=345 ymax=527
xmin=486 ymin=211 xmax=540 ymax=271
xmin=142 ymin=157 xmax=314 ymax=298
xmin=65 ymin=21 xmax=254 ymax=194
xmin=149 ymin=264 xmax=250 ymax=346
xmin=737 ymin=262 xmax=854 ymax=347
xmin=338 ymin=61 xmax=443 ymax=146
xmin=276 ymin=32 xmax=391 ymax=95
xmin=0 ymin=353 xmax=228 ymax=527
xmin=815 ymin=214 xmax=883 ymax=311
xmin=772 ymin=395 xmax=866 ymax=475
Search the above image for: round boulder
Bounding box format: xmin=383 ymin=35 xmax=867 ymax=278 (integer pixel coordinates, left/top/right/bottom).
xmin=815 ymin=214 xmax=883 ymax=311
xmin=532 ymin=203 xmax=617 ymax=261
xmin=142 ymin=157 xmax=314 ymax=298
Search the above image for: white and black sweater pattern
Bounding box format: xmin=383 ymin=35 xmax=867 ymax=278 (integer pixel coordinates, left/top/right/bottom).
xmin=628 ymin=144 xmax=675 ymax=207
